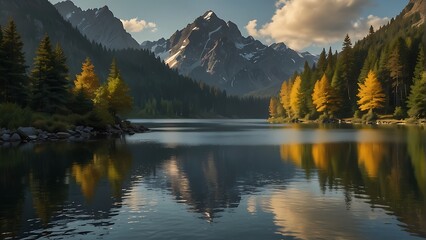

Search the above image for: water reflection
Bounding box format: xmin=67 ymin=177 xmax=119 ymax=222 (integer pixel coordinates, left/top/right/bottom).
xmin=278 ymin=138 xmax=425 ymax=237
xmin=0 ymin=122 xmax=425 ymax=239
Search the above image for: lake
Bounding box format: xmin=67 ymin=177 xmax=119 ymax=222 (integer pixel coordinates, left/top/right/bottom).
xmin=0 ymin=119 xmax=425 ymax=239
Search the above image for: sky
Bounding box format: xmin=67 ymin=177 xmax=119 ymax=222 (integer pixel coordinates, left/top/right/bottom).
xmin=47 ymin=0 xmax=408 ymax=54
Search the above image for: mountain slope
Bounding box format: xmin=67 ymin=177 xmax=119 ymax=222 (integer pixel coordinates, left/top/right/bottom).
xmin=142 ymin=11 xmax=316 ymax=96
xmin=404 ymin=0 xmax=425 ymax=27
xmin=54 ymin=0 xmax=140 ymax=50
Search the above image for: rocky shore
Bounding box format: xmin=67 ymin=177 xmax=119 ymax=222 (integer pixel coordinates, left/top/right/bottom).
xmin=0 ymin=122 xmax=149 ymax=146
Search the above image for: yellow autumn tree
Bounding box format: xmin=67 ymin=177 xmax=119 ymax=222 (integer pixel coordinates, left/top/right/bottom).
xmin=279 ymin=80 xmax=292 ymax=118
xmin=93 ymin=85 xmax=114 ymax=124
xmin=312 ymin=74 xmax=339 ymax=115
xmin=74 ymin=58 xmax=100 ymax=99
xmin=269 ymin=96 xmax=279 ymax=118
xmin=107 ymin=73 xmax=133 ymax=115
xmin=290 ymin=76 xmax=303 ymax=118
xmin=357 ymin=70 xmax=385 ymax=112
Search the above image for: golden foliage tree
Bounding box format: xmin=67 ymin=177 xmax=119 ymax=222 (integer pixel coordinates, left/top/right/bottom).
xmin=74 ymin=58 xmax=100 ymax=99
xmin=269 ymin=96 xmax=278 ymax=118
xmin=312 ymin=74 xmax=339 ymax=115
xmin=107 ymin=73 xmax=133 ymax=115
xmin=290 ymin=76 xmax=303 ymax=118
xmin=279 ymin=80 xmax=292 ymax=118
xmin=357 ymin=70 xmax=386 ymax=112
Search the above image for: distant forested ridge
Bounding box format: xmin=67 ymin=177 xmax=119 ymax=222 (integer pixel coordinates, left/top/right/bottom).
xmin=268 ymin=0 xmax=425 ymax=121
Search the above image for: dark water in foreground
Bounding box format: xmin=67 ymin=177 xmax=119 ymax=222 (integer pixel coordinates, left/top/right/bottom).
xmin=0 ymin=119 xmax=425 ymax=239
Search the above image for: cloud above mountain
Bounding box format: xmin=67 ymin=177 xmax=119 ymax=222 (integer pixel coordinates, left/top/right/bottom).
xmin=121 ymin=18 xmax=158 ymax=33
xmin=246 ymin=0 xmax=389 ymax=50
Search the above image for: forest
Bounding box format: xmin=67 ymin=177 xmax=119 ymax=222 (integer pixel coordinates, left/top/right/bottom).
xmin=0 ymin=19 xmax=268 ymax=131
xmin=268 ymin=7 xmax=425 ymax=122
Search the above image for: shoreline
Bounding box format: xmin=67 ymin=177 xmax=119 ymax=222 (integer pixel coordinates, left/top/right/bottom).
xmin=0 ymin=122 xmax=149 ymax=147
xmin=268 ymin=117 xmax=426 ymax=126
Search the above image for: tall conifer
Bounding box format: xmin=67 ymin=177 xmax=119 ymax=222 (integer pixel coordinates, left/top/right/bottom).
xmin=1 ymin=19 xmax=28 ymax=106
xmin=31 ymin=35 xmax=54 ymax=112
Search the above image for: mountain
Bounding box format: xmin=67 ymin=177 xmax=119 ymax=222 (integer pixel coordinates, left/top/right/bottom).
xmin=141 ymin=11 xmax=316 ymax=96
xmin=54 ymin=0 xmax=140 ymax=50
xmin=0 ymin=0 xmax=268 ymax=118
xmin=404 ymin=0 xmax=425 ymax=27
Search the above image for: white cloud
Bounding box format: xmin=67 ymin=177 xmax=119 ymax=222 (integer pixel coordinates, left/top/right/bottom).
xmin=120 ymin=18 xmax=157 ymax=33
xmin=245 ymin=20 xmax=259 ymax=37
xmin=247 ymin=0 xmax=389 ymax=51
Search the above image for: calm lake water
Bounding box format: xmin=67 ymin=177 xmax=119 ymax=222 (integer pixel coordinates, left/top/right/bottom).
xmin=0 ymin=119 xmax=425 ymax=239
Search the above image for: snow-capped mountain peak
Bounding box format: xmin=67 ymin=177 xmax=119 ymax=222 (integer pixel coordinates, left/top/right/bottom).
xmin=141 ymin=11 xmax=316 ymax=96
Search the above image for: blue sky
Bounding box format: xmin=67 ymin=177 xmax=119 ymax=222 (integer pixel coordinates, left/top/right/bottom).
xmin=48 ymin=0 xmax=408 ymax=54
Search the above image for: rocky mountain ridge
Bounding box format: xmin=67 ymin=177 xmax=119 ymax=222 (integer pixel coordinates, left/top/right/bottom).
xmin=142 ymin=11 xmax=316 ymax=96
xmin=55 ymin=0 xmax=140 ymax=50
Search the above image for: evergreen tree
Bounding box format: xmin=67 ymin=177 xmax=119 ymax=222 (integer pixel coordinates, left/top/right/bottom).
xmin=369 ymin=25 xmax=375 ymax=35
xmin=387 ymin=47 xmax=403 ymax=106
xmin=31 ymin=35 xmax=55 ymax=112
xmin=358 ymin=48 xmax=376 ymax=83
xmin=357 ymin=70 xmax=386 ymax=112
xmin=0 ymin=24 xmax=4 ymax=101
xmin=316 ymin=48 xmax=327 ymax=75
xmin=74 ymin=58 xmax=100 ymax=99
xmin=377 ymin=47 xmax=392 ymax=111
xmin=411 ymin=45 xmax=425 ymax=85
xmin=0 ymin=19 xmax=28 ymax=106
xmin=51 ymin=44 xmax=71 ymax=112
xmin=290 ymin=76 xmax=303 ymax=118
xmin=70 ymin=89 xmax=93 ymax=114
xmin=300 ymin=61 xmax=315 ymax=115
xmin=407 ymin=73 xmax=426 ymax=118
xmin=331 ymin=34 xmax=356 ymax=115
xmin=407 ymin=46 xmax=426 ymax=118
xmin=325 ymin=47 xmax=335 ymax=79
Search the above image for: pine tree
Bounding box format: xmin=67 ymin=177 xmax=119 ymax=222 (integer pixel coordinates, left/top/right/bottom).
xmin=70 ymin=89 xmax=93 ymax=114
xmin=358 ymin=48 xmax=378 ymax=83
xmin=74 ymin=58 xmax=100 ymax=99
xmin=50 ymin=44 xmax=71 ymax=112
xmin=407 ymin=46 xmax=426 ymax=118
xmin=325 ymin=47 xmax=334 ymax=79
xmin=369 ymin=25 xmax=375 ymax=35
xmin=387 ymin=47 xmax=403 ymax=106
xmin=279 ymin=80 xmax=292 ymax=118
xmin=269 ymin=97 xmax=278 ymax=118
xmin=331 ymin=34 xmax=356 ymax=115
xmin=357 ymin=70 xmax=386 ymax=112
xmin=411 ymin=45 xmax=425 ymax=85
xmin=312 ymin=74 xmax=339 ymax=115
xmin=316 ymin=48 xmax=327 ymax=75
xmin=301 ymin=61 xmax=315 ymax=115
xmin=0 ymin=24 xmax=4 ymax=101
xmin=406 ymin=73 xmax=426 ymax=118
xmin=290 ymin=76 xmax=303 ymax=118
xmin=1 ymin=19 xmax=28 ymax=106
xmin=31 ymin=35 xmax=55 ymax=112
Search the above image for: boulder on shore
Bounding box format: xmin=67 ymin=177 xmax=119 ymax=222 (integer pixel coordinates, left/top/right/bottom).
xmin=10 ymin=133 xmax=22 ymax=142
xmin=17 ymin=127 xmax=37 ymax=140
